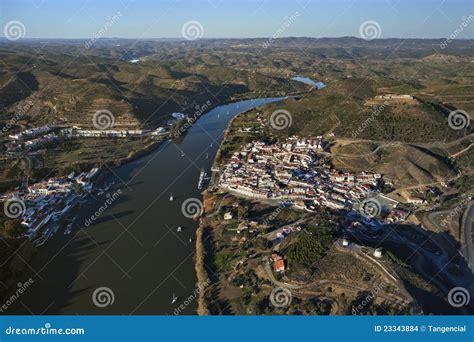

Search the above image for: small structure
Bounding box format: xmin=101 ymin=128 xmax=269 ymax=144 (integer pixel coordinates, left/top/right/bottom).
xmin=271 ymin=252 xmax=286 ymax=272
xmin=373 ymin=248 xmax=383 ymax=258
xmin=406 ymin=196 xmax=424 ymax=205
xmin=342 ymin=237 xmax=349 ymax=247
xmin=275 ymin=259 xmax=285 ymax=273
xmin=375 ymin=94 xmax=414 ymax=101
xmin=224 ymin=212 xmax=233 ymax=220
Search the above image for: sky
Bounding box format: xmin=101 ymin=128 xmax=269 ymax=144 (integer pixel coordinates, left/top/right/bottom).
xmin=0 ymin=0 xmax=473 ymax=39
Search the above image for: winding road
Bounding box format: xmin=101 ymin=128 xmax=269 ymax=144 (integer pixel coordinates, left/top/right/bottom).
xmin=462 ymin=202 xmax=474 ymax=272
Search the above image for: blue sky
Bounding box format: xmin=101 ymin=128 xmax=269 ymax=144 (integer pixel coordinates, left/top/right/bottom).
xmin=1 ymin=0 xmax=473 ymax=39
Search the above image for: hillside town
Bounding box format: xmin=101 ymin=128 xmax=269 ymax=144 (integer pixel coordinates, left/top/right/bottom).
xmin=0 ymin=168 xmax=100 ymax=246
xmin=5 ymin=124 xmax=169 ymax=153
xmin=4 ymin=109 xmax=198 ymax=154
xmin=1 ymin=111 xmax=189 ymax=244
xmin=218 ymin=137 xmax=411 ymax=225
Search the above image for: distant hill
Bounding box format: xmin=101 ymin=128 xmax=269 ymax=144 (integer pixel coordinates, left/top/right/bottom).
xmin=0 ymin=37 xmax=472 ymax=133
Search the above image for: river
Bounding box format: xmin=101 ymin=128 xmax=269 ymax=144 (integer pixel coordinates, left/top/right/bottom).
xmin=291 ymin=76 xmax=326 ymax=90
xmin=10 ymin=97 xmax=286 ymax=315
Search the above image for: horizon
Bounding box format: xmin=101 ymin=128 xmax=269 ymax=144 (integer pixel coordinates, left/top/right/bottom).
xmin=1 ymin=0 xmax=473 ymax=40
xmin=1 ymin=36 xmax=473 ymax=41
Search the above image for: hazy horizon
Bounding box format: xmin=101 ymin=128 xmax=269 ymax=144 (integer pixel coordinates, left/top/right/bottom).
xmin=1 ymin=36 xmax=473 ymax=41
xmin=1 ymin=0 xmax=473 ymax=40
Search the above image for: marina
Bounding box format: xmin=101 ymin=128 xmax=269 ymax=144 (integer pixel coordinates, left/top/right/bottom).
xmin=197 ymin=168 xmax=208 ymax=190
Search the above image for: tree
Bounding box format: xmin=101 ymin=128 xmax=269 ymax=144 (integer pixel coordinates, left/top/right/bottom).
xmin=2 ymin=219 xmax=23 ymax=239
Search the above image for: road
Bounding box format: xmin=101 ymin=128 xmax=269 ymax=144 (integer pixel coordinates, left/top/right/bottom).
xmin=262 ymin=262 xmax=409 ymax=306
xmin=327 ymin=133 xmax=474 ymax=159
xmin=462 ymin=202 xmax=474 ymax=272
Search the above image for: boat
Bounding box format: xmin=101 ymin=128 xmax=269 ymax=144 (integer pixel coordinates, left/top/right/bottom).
xmin=210 ymin=143 xmax=213 ymax=148
xmin=104 ymin=181 xmax=114 ymax=191
xmin=64 ymin=216 xmax=77 ymax=235
xmin=171 ymin=293 xmax=178 ymax=304
xmin=177 ymin=227 xmax=182 ymax=232
xmin=206 ymin=152 xmax=208 ymax=159
xmin=189 ymin=237 xmax=192 ymax=243
xmin=217 ymin=113 xmax=220 ymax=119
xmin=169 ymin=193 xmax=173 ymax=201
xmin=197 ymin=168 xmax=207 ymax=190
xmin=181 ymin=150 xmax=185 ymax=157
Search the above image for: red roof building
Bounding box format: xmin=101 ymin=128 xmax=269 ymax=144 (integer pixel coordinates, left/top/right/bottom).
xmin=275 ymin=259 xmax=285 ymax=272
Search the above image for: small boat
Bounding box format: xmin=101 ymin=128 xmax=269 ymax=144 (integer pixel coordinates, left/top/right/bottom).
xmin=206 ymin=152 xmax=209 ymax=159
xmin=104 ymin=181 xmax=113 ymax=191
xmin=189 ymin=237 xmax=192 ymax=243
xmin=64 ymin=216 xmax=76 ymax=235
xmin=104 ymin=180 xmax=115 ymax=191
xmin=172 ymin=293 xmax=178 ymax=304
xmin=217 ymin=113 xmax=220 ymax=119
xmin=181 ymin=150 xmax=185 ymax=157
xmin=177 ymin=227 xmax=182 ymax=232
xmin=210 ymin=143 xmax=213 ymax=148
xmin=169 ymin=193 xmax=173 ymax=201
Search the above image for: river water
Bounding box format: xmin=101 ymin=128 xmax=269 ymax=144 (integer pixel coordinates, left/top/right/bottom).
xmin=11 ymin=97 xmax=285 ymax=315
xmin=291 ymin=76 xmax=326 ymax=90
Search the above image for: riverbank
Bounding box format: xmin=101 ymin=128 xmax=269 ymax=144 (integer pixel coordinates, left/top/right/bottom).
xmin=192 ymin=100 xmax=446 ymax=315
xmin=195 ymin=216 xmax=211 ymax=315
xmin=194 ymin=108 xmax=245 ymax=315
xmin=194 ymin=100 xmax=287 ymax=315
xmin=3 ymin=96 xmax=293 ymax=314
